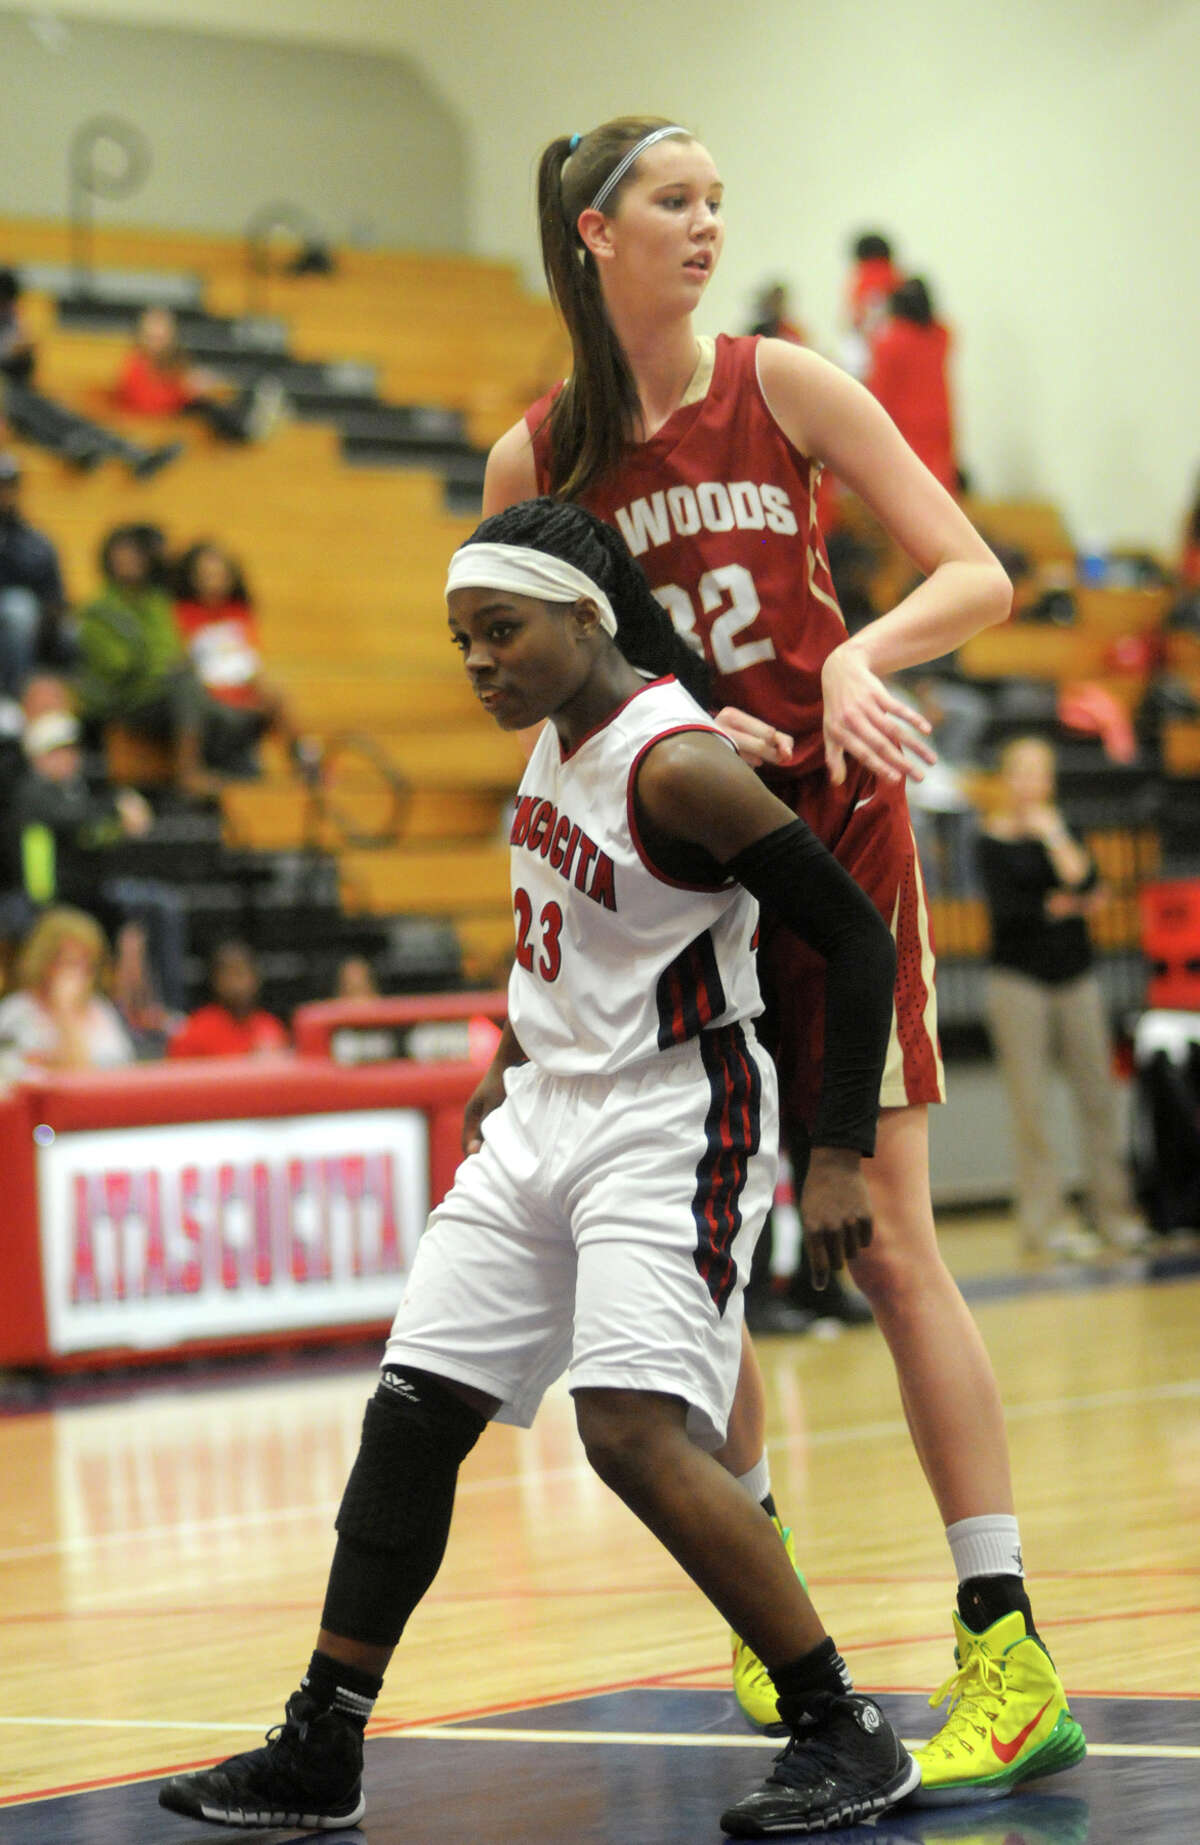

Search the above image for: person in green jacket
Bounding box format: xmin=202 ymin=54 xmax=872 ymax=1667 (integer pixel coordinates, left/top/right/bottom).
xmin=74 ymin=524 xmax=215 ymax=798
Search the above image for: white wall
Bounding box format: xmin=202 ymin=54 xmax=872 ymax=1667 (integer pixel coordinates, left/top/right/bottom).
xmin=0 ymin=10 xmax=466 ymax=248
xmin=2 ymin=0 xmax=1196 ymax=550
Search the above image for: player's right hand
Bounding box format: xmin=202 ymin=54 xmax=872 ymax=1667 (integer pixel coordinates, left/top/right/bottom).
xmin=462 ymin=1071 xmax=506 ymax=1155
xmin=799 ymin=1146 xmax=873 ymax=1288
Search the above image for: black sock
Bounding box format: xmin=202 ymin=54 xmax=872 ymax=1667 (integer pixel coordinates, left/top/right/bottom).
xmin=957 ymin=1573 xmax=1041 ymax=1644
xmin=770 ymin=1636 xmax=854 ymax=1725
xmin=301 ymin=1648 xmax=383 ymax=1729
xmin=760 ymin=1491 xmax=779 ymax=1522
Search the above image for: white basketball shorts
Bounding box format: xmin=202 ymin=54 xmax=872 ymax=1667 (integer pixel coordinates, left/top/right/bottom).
xmin=384 ymin=1020 xmax=778 ymax=1450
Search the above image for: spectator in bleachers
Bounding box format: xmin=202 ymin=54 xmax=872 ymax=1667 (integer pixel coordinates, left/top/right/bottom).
xmin=0 ymin=268 xmax=36 ymax=386
xmin=173 ymin=541 xmax=321 ymax=781
xmin=867 ymin=278 xmax=958 ymax=494
xmin=1 ymin=271 xmax=182 ymax=480
xmin=0 ymin=452 xmax=73 ymax=703
xmin=1181 ymin=473 xmax=1200 ymax=590
xmin=109 ymin=918 xmax=177 ymax=1060
xmin=977 ymin=736 xmax=1146 ymax=1260
xmin=0 ymin=905 xmax=134 ymax=1073
xmin=73 ymin=525 xmax=217 ymax=801
xmin=167 ymin=939 xmax=288 ymax=1058
xmin=10 ymin=692 xmax=186 ymax=1014
xmin=114 ymin=308 xmax=285 ymax=445
xmin=747 ymin=281 xmax=808 ymax=346
xmin=837 ymin=231 xmax=903 ymax=379
xmin=334 ymin=954 xmax=379 ymax=1000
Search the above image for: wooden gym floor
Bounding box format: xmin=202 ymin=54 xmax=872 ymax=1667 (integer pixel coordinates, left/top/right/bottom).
xmin=1 ymin=1218 xmax=1197 ymax=1843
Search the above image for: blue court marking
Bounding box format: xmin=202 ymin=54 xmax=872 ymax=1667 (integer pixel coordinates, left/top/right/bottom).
xmin=3 ymin=1687 xmax=1196 ymax=1843
xmin=956 ymin=1246 xmax=1200 ymax=1306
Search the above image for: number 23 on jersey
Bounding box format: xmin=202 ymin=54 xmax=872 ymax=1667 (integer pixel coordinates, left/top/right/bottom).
xmin=514 ymin=888 xmax=563 ymax=981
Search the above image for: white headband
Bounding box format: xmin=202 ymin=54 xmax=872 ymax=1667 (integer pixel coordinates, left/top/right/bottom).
xmin=446 ymin=542 xmax=618 ymax=637
xmin=588 ymin=125 xmax=690 ymax=213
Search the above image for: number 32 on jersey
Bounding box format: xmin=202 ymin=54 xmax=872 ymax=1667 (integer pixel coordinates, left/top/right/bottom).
xmin=655 ymin=564 xmax=777 ymax=676
xmin=514 ymin=888 xmax=563 ymax=981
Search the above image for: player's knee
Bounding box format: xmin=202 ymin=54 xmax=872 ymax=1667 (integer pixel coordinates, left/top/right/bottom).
xmin=849 ymin=1232 xmax=942 ymax=1311
xmin=335 ymin=1366 xmax=487 ymax=1553
xmin=574 ymin=1391 xmax=664 ymax=1496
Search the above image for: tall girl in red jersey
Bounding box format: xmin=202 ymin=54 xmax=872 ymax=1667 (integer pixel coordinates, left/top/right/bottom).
xmin=483 ymin=117 xmax=1086 ymax=1805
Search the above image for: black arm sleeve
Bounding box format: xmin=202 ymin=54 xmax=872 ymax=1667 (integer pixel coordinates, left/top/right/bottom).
xmin=725 ymin=819 xmax=896 ymax=1156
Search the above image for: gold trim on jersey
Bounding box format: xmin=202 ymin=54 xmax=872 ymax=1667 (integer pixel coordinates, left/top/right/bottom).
xmin=679 ymin=335 xmax=716 ymax=409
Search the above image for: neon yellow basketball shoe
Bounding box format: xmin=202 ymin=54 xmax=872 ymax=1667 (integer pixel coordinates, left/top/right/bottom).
xmin=912 ymin=1609 xmax=1086 ymax=1805
xmin=731 ymin=1519 xmax=807 ymax=1734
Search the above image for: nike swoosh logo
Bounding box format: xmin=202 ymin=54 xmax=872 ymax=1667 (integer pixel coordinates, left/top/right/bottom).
xmin=992 ymin=1696 xmax=1053 ymax=1763
xmin=852 ymin=794 xmax=876 ymax=812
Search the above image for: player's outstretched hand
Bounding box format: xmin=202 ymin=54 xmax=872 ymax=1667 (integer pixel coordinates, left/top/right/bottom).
xmin=799 ymin=1145 xmax=873 ymax=1289
xmin=712 ymin=706 xmax=794 ymax=769
xmin=820 ymin=643 xmax=937 ymax=786
xmin=462 ymin=1068 xmax=506 ymax=1156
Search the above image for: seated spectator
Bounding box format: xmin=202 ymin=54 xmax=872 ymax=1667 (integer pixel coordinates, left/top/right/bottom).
xmin=334 ymin=954 xmax=379 ymax=1001
xmin=747 ymin=281 xmax=807 ymax=345
xmin=115 ymin=308 xmax=285 ymax=445
xmin=0 ymin=267 xmax=36 ymax=386
xmin=329 ymin=956 xmax=403 ymax=1064
xmin=109 ymin=918 xmax=177 ymax=1059
xmin=11 ymin=693 xmax=186 ymax=1012
xmin=0 ymin=905 xmax=134 ymax=1073
xmin=73 ymin=524 xmax=217 ymax=800
xmin=173 ymin=541 xmax=321 ymax=780
xmin=0 ymin=451 xmax=74 ymax=703
xmin=1 ymin=271 xmax=182 ymax=480
xmin=867 ymin=277 xmax=958 ymax=493
xmin=168 ymin=939 xmax=288 ymax=1058
xmin=1181 ymin=471 xmax=1200 ymax=590
xmin=892 ymin=659 xmax=988 ymax=895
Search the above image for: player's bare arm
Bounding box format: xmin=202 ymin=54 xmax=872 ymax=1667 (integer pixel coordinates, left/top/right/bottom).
xmin=637 ymin=729 xmax=894 ymax=1280
xmin=482 ymin=420 xmax=538 ymax=517
xmin=757 ymin=339 xmax=1012 ymax=784
xmin=462 ymin=1018 xmax=527 ymax=1155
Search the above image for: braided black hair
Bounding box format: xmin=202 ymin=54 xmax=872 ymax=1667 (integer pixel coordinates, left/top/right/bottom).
xmin=461 ymin=498 xmax=713 ymax=710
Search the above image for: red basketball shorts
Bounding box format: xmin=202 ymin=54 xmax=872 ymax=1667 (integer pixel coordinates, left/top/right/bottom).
xmin=758 ymin=758 xmax=945 ymax=1130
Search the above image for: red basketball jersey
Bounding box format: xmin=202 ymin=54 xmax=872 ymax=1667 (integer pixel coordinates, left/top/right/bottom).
xmin=526 ymin=334 xmax=847 ymax=774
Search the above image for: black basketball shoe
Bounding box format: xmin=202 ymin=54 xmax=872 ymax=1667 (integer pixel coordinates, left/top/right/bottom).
xmin=720 ymin=1691 xmax=920 ymax=1836
xmin=157 ymin=1690 xmax=365 ymax=1830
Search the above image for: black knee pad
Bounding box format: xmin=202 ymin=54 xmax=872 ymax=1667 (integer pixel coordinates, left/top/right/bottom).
xmin=322 ymin=1368 xmax=487 ymax=1646
xmin=334 ymin=1365 xmax=486 ymax=1553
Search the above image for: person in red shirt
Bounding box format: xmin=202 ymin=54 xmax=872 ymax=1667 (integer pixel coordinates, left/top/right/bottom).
xmin=867 ymin=277 xmax=958 ymax=494
xmin=114 ymin=308 xmax=285 ymax=444
xmin=482 ymin=114 xmax=1081 ymax=1809
xmin=173 ymin=541 xmax=319 ymax=780
xmin=1181 ymin=475 xmax=1200 ymax=589
xmin=167 ymin=939 xmax=289 ymax=1058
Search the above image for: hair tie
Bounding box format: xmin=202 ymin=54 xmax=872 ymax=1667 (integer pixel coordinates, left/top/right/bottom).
xmin=568 ymin=133 xmax=581 ymax=152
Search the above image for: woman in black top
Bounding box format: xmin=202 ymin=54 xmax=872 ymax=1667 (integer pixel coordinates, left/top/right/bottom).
xmin=978 ymin=737 xmax=1144 ymax=1257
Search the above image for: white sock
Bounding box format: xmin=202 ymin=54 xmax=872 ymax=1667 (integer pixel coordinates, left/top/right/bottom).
xmin=735 ymin=1453 xmax=772 ymax=1508
xmin=946 ymin=1513 xmax=1024 ymax=1583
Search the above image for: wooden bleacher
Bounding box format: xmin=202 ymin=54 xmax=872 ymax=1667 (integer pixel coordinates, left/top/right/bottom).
xmin=3 ymin=214 xmax=556 ymax=979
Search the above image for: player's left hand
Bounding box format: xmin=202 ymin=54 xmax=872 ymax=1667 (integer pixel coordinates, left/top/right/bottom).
xmin=821 ymin=643 xmax=937 ymax=786
xmin=799 ymin=1145 xmax=873 ymax=1288
xmin=713 ymin=706 xmax=794 ymax=769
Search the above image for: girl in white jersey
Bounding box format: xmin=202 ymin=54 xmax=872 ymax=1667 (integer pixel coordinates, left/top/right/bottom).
xmin=484 ymin=117 xmax=1086 ymax=1806
xmin=159 ymin=499 xmax=916 ymax=1839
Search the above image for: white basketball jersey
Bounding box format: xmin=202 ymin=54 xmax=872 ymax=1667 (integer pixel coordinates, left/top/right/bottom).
xmin=507 ymin=676 xmax=763 ymax=1075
